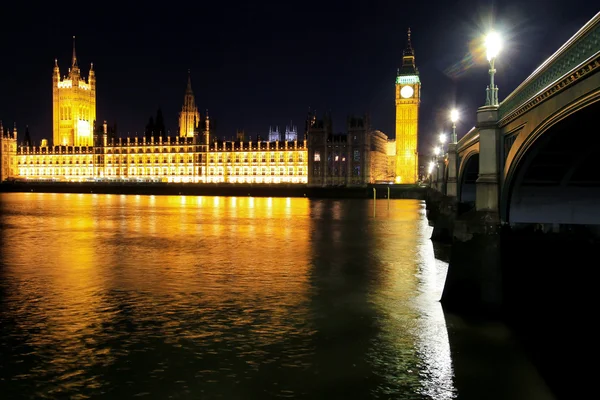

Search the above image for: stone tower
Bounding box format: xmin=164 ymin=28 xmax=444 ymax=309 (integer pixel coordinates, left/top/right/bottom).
xmin=0 ymin=121 xmax=18 ymax=181
xmin=395 ymin=28 xmax=421 ymax=184
xmin=179 ymin=71 xmax=200 ymax=138
xmin=52 ymin=36 xmax=96 ymax=147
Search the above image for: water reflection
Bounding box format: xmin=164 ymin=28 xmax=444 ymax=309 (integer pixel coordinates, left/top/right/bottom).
xmin=1 ymin=193 xmax=454 ymax=399
xmin=306 ymin=199 xmax=455 ymax=399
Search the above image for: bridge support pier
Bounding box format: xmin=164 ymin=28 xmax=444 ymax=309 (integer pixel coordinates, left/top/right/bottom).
xmin=475 ymin=106 xmax=500 ymax=212
xmin=436 ymin=158 xmax=446 ymax=194
xmin=441 ymin=106 xmax=504 ymax=315
xmin=430 ymin=195 xmax=457 ymax=243
xmin=441 ymin=211 xmax=503 ymax=316
xmin=446 ymin=143 xmax=458 ymax=197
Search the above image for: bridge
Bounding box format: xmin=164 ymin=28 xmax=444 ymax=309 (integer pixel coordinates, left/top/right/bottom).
xmin=434 ymin=11 xmax=600 ymax=225
xmin=429 ymin=16 xmax=599 ymax=396
xmin=428 ymin=11 xmax=600 ymax=319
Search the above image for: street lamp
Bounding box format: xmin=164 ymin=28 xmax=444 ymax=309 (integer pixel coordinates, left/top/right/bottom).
xmin=450 ymin=109 xmax=459 ymax=143
xmin=439 ymin=133 xmax=447 ymax=155
xmin=427 ymin=161 xmax=436 ymax=186
xmin=485 ymin=31 xmax=502 ymax=106
xmin=433 ymin=146 xmax=441 ymax=158
xmin=428 ymin=161 xmax=435 ymax=175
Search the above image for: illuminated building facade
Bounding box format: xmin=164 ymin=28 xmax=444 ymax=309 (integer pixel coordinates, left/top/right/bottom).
xmin=0 ymin=42 xmax=308 ymax=184
xmin=9 ymin=116 xmax=308 ymax=184
xmin=395 ymin=28 xmax=421 ymax=184
xmin=53 ymin=37 xmax=96 ymax=147
xmin=0 ymin=40 xmax=398 ymax=187
xmin=285 ymin=123 xmax=298 ymax=141
xmin=268 ymin=123 xmax=298 ymax=142
xmin=268 ymin=126 xmax=280 ymax=142
xmin=307 ymin=112 xmax=391 ymax=186
xmin=9 ymin=123 xmax=308 ymax=184
xmin=0 ymin=122 xmax=18 ymax=182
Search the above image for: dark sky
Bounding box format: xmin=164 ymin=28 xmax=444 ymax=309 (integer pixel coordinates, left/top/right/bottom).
xmin=1 ymin=1 xmax=597 ymax=154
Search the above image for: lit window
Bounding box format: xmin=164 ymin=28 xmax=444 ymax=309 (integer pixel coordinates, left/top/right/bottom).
xmin=314 ymin=151 xmax=321 ymax=162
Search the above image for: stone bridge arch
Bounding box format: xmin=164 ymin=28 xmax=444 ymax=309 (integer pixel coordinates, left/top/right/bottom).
xmin=502 ymin=91 xmax=600 ymax=224
xmin=457 ymin=151 xmax=479 ymax=204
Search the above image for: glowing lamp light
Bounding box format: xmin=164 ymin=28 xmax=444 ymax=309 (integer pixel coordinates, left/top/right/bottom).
xmin=433 ymin=147 xmax=441 ymax=156
xmin=450 ymin=109 xmax=459 ymax=123
xmin=450 ymin=109 xmax=459 ymax=143
xmin=428 ymin=161 xmax=435 ymax=175
xmin=485 ymin=31 xmax=502 ymax=61
xmin=439 ymin=133 xmax=447 ymax=144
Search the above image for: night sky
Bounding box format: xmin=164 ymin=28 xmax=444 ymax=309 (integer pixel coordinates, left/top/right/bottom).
xmin=1 ymin=1 xmax=597 ymax=155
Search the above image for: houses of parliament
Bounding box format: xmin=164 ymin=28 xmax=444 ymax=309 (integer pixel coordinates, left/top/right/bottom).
xmin=0 ymin=33 xmax=421 ymax=186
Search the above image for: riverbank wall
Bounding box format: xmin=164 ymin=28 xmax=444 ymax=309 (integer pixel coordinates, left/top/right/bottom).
xmin=0 ymin=181 xmax=429 ymax=200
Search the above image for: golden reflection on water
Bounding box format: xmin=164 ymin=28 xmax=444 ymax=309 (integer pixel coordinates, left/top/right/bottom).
xmin=0 ymin=193 xmax=455 ymax=399
xmin=365 ymin=201 xmax=454 ymax=399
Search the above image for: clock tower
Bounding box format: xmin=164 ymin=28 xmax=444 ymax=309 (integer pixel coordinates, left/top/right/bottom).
xmin=395 ymin=28 xmax=421 ymax=184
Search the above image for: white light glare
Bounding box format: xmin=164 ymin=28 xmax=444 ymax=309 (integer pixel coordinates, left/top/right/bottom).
xmin=450 ymin=109 xmax=459 ymax=123
xmin=485 ymin=31 xmax=502 ymax=61
xmin=428 ymin=161 xmax=435 ymax=175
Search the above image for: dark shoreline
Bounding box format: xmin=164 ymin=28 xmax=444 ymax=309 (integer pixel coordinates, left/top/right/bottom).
xmin=0 ymin=181 xmax=429 ymax=200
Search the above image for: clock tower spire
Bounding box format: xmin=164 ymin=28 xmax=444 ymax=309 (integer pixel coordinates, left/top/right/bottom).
xmin=394 ymin=28 xmax=421 ymax=184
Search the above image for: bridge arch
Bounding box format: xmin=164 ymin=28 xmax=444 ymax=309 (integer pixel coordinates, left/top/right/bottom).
xmin=502 ymin=91 xmax=600 ymax=224
xmin=458 ymin=151 xmax=479 ymax=203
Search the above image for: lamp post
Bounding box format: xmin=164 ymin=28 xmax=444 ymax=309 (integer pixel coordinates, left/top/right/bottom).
xmin=428 ymin=161 xmax=435 ymax=186
xmin=485 ymin=32 xmax=502 ymax=106
xmin=450 ymin=109 xmax=459 ymax=144
xmin=438 ymin=135 xmax=447 ymax=193
xmin=439 ymin=133 xmax=447 ymax=154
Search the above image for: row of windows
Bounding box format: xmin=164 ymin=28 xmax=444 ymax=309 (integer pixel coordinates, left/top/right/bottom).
xmin=313 ymin=150 xmax=360 ymax=162
xmin=208 ymin=167 xmax=302 ymax=175
xmin=209 ymin=156 xmax=302 ymax=163
xmin=19 ymin=148 xmax=305 ymax=156
xmin=19 ymin=160 xmax=92 ymax=165
xmin=105 ymin=147 xmax=194 ymax=154
xmin=59 ymin=106 xmax=92 ymax=121
xmin=18 ymin=166 xmax=304 ymax=177
xmin=18 ymin=157 xmax=306 ymax=165
xmin=59 ymin=107 xmax=72 ymax=121
xmin=19 ymin=168 xmax=94 ymax=176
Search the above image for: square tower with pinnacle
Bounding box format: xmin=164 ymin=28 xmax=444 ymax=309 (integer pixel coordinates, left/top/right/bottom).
xmin=52 ymin=36 xmax=96 ymax=147
xmin=394 ymin=28 xmax=421 ymax=184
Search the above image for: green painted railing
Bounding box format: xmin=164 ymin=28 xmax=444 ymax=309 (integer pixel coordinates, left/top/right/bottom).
xmin=499 ymin=12 xmax=600 ymax=120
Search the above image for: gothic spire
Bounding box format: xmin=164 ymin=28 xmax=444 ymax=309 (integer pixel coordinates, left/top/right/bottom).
xmin=399 ymin=28 xmax=417 ymax=75
xmin=186 ymin=69 xmax=192 ymax=93
xmin=72 ymin=36 xmax=78 ymax=67
xmin=403 ymin=28 xmax=414 ymax=58
xmin=24 ymin=125 xmax=32 ymax=147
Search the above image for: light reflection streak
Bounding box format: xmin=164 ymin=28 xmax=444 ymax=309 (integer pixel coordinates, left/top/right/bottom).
xmin=0 ymin=194 xmax=457 ymax=398
xmin=364 ymin=200 xmax=455 ymax=399
xmin=1 ymin=194 xmax=314 ymax=395
xmin=413 ymin=203 xmax=455 ymax=399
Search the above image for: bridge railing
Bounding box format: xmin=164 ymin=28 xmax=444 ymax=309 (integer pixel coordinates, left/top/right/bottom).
xmin=456 ymin=126 xmax=479 ymax=153
xmin=498 ymin=12 xmax=600 ymax=123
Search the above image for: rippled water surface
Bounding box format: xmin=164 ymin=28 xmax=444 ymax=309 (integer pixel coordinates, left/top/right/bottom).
xmin=0 ymin=193 xmax=455 ymax=399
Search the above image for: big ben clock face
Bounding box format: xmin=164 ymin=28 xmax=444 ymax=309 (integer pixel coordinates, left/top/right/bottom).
xmin=400 ymin=85 xmax=414 ymax=99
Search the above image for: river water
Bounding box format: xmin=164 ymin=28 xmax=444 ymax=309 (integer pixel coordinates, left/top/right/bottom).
xmin=0 ymin=193 xmax=553 ymax=399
